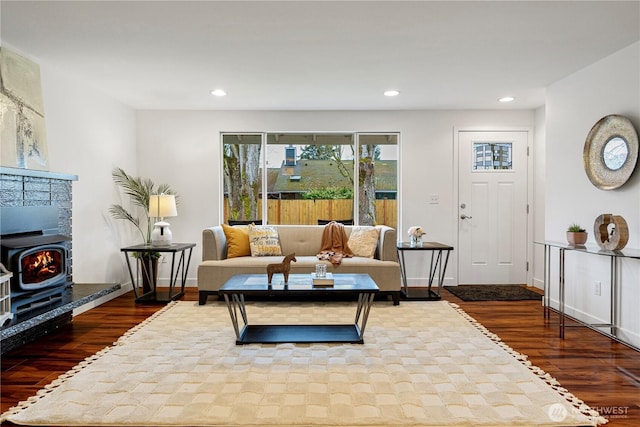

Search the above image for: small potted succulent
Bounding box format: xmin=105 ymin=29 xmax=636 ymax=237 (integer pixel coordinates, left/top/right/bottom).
xmin=566 ymin=223 xmax=588 ymax=246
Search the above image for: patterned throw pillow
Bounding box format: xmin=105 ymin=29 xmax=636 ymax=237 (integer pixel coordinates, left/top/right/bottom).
xmin=221 ymin=224 xmax=251 ymax=258
xmin=347 ymin=226 xmax=380 ymax=258
xmin=248 ymin=224 xmax=282 ymax=256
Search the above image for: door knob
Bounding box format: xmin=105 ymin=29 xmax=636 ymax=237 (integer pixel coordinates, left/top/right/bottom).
xmin=460 ymin=214 xmax=473 ymax=220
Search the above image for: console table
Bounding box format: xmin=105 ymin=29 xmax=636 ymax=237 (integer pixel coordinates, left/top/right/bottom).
xmin=121 ymin=243 xmax=195 ymax=304
xmin=396 ymin=242 xmax=454 ymax=300
xmin=538 ymin=241 xmax=640 ymax=350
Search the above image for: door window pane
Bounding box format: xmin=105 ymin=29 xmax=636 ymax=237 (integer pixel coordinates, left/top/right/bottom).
xmin=473 ymin=142 xmax=512 ymax=170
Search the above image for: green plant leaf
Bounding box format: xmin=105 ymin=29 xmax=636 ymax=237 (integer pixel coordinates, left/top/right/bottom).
xmin=567 ymin=223 xmax=586 ymax=232
xmin=110 ymin=167 xmax=177 ymax=245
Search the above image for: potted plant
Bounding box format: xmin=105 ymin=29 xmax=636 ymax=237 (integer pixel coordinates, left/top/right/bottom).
xmin=566 ymin=223 xmax=588 ymax=245
xmin=109 ymin=167 xmax=177 ymax=292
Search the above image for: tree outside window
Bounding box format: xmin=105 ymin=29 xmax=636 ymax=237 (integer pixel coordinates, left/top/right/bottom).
xmin=222 ymin=134 xmax=262 ymax=222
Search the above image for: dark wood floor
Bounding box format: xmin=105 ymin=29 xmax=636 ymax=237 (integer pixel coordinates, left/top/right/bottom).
xmin=2 ymin=287 xmax=639 ymax=426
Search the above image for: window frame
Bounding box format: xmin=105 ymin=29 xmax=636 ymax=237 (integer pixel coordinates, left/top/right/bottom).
xmin=221 ymin=131 xmax=399 ymax=227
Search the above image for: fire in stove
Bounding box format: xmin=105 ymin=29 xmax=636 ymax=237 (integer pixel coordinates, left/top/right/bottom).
xmin=10 ymin=244 xmax=68 ymax=291
xmin=21 ymin=249 xmax=62 ymax=284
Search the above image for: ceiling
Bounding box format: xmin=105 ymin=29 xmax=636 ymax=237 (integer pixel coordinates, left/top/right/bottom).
xmin=2 ymin=1 xmax=639 ymax=111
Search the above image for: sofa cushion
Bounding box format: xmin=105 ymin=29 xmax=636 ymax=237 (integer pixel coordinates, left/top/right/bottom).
xmin=347 ymin=226 xmax=380 ymax=258
xmin=248 ymin=224 xmax=283 ymax=256
xmin=221 ymin=224 xmax=251 ymax=258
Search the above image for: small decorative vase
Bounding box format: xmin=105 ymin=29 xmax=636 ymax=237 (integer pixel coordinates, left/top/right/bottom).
xmin=410 ymin=235 xmax=422 ymax=247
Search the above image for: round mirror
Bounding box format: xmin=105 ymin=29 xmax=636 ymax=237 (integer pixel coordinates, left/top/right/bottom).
xmin=603 ymin=136 xmax=628 ymax=170
xmin=584 ymin=115 xmax=639 ymax=190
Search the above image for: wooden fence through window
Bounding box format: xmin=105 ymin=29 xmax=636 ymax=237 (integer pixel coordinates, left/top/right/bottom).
xmin=224 ymin=199 xmax=397 ymax=228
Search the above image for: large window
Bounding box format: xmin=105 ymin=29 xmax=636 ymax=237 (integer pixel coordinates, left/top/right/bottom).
xmin=222 ymin=132 xmax=398 ymax=227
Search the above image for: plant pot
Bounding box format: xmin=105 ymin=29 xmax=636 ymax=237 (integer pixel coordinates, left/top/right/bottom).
xmin=566 ymin=231 xmax=588 ymax=246
xmin=139 ymin=255 xmax=159 ymax=294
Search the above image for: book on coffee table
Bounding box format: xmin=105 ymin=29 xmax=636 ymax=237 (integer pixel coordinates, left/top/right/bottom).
xmin=311 ymin=272 xmax=334 ymax=287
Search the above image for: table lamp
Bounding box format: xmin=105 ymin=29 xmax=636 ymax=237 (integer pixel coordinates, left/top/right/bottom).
xmin=149 ymin=194 xmax=177 ymax=246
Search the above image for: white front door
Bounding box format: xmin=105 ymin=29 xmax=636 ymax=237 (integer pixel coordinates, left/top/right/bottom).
xmin=457 ymin=130 xmax=529 ymax=285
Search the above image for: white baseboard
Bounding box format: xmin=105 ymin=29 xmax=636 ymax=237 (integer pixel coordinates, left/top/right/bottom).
xmin=72 ymin=283 xmax=132 ymax=316
xmin=545 ymin=297 xmax=608 ymax=325
xmin=545 ymin=297 xmax=640 ymax=349
xmin=405 ymin=277 xmax=455 ymax=287
xmin=156 ymin=278 xmax=198 ymax=287
xmin=532 ymin=277 xmax=544 ymax=290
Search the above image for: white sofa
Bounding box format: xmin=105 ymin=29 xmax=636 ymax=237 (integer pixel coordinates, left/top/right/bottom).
xmin=197 ymin=224 xmax=402 ymax=305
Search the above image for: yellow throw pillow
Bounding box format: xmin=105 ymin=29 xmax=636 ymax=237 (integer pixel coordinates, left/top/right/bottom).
xmin=248 ymin=224 xmax=282 ymax=256
xmin=221 ymin=224 xmax=251 ymax=258
xmin=347 ymin=226 xmax=380 ymax=258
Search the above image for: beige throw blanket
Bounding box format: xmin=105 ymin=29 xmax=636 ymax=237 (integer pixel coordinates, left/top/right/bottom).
xmin=317 ymin=221 xmax=354 ymax=265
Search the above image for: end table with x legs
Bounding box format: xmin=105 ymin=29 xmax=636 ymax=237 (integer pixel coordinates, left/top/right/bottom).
xmin=397 ymin=241 xmax=454 ymax=300
xmin=121 ymin=243 xmax=195 ymax=304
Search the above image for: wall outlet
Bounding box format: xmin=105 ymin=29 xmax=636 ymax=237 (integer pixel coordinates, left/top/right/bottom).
xmin=429 ymin=194 xmax=439 ymax=204
xmin=594 ymin=281 xmax=601 ymax=296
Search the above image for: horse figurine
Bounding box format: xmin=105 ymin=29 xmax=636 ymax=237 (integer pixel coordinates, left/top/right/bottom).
xmin=267 ymin=253 xmax=297 ymax=283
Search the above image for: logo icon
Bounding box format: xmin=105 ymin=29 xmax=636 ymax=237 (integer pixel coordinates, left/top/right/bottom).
xmin=548 ymin=403 xmax=568 ymax=422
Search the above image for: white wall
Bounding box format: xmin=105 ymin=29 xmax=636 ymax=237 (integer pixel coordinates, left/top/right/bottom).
xmin=136 ymin=109 xmax=535 ymax=286
xmin=38 ymin=58 xmax=137 ymax=287
xmin=546 ymin=42 xmax=640 ymax=347
xmin=533 ymin=106 xmax=546 ymax=289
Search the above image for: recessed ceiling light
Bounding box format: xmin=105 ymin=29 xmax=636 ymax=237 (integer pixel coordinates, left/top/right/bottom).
xmin=210 ymin=89 xmax=227 ymax=97
xmin=384 ymin=90 xmax=400 ymax=97
xmin=498 ymin=96 xmax=515 ymax=103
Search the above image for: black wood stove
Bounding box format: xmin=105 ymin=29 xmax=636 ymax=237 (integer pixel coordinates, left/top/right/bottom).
xmin=1 ymin=206 xmax=73 ymax=322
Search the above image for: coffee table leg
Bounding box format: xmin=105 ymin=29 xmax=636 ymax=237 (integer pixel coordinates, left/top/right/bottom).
xmin=355 ymin=292 xmax=376 ymax=338
xmin=235 ymin=294 xmax=247 ymax=324
xmin=223 ymin=293 xmax=248 ymax=340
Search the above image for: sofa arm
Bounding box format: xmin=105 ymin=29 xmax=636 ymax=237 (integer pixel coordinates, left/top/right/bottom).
xmin=377 ymin=225 xmax=398 ymax=262
xmin=202 ymin=226 xmax=227 ymax=261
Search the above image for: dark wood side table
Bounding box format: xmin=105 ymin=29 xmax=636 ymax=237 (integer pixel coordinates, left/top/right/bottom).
xmin=121 ymin=243 xmax=195 ymax=304
xmin=397 ymin=242 xmax=454 ymax=301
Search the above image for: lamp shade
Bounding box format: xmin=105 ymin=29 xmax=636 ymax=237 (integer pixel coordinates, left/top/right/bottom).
xmin=149 ymin=194 xmax=177 ymax=218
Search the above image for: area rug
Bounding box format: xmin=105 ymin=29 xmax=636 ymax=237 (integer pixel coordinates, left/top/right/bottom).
xmin=1 ymin=301 xmax=603 ymax=426
xmin=445 ymin=285 xmax=543 ymax=302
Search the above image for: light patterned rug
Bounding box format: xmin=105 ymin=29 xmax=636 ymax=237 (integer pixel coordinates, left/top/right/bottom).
xmin=1 ymin=301 xmax=605 ymax=426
